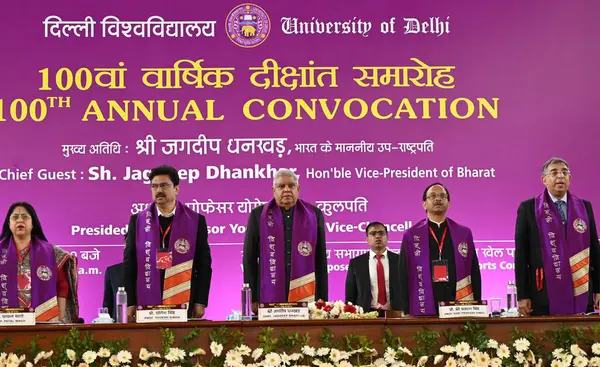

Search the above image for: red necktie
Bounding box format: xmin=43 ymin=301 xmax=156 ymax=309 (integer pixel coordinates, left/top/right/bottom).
xmin=376 ymin=254 xmax=387 ymax=306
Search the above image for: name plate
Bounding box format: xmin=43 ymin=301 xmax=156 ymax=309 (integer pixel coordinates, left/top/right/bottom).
xmin=0 ymin=308 xmax=35 ymax=326
xmin=438 ymin=300 xmax=488 ymax=319
xmin=136 ymin=304 xmax=187 ymax=323
xmin=258 ymin=302 xmax=309 ymax=321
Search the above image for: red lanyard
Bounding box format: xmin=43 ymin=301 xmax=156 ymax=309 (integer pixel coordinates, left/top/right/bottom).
xmin=160 ymin=223 xmax=172 ymax=248
xmin=429 ymin=226 xmax=447 ymax=259
xmin=16 ymin=243 xmax=31 ymax=265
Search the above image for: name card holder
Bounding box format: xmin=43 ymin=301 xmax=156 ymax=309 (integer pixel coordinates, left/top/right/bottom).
xmin=0 ymin=307 xmax=35 ymax=326
xmin=136 ymin=304 xmax=187 ymax=323
xmin=258 ymin=302 xmax=309 ymax=321
xmin=438 ymin=300 xmax=489 ymax=319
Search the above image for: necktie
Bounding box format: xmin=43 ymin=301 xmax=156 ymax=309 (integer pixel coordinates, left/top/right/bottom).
xmin=375 ymin=254 xmax=387 ymax=306
xmin=556 ymin=200 xmax=567 ymax=224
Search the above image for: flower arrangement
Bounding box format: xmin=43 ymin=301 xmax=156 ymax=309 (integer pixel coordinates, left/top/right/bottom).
xmin=2 ymin=322 xmax=600 ymax=366
xmin=308 ymin=300 xmax=379 ymax=320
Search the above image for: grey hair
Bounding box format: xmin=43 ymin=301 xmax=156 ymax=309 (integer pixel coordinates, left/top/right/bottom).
xmin=541 ymin=157 xmax=569 ymax=175
xmin=273 ymin=168 xmax=299 ymax=187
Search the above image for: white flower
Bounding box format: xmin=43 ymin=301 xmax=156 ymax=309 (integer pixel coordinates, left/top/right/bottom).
xmin=265 ymin=352 xmax=281 ymax=366
xmin=593 ymin=343 xmax=600 ymax=356
xmin=434 ymin=355 xmax=444 ymax=365
xmin=589 ymin=356 xmax=600 ymax=366
xmin=515 ymin=353 xmax=526 ymax=364
xmin=301 ymin=346 xmax=315 ymax=357
xmin=165 ymin=348 xmax=185 ymax=362
xmin=514 ymin=338 xmax=530 ymax=352
xmin=329 ymin=307 xmax=341 ymax=317
xmin=26 ymin=363 xmax=33 ymax=367
xmin=236 ymin=345 xmax=251 ymax=356
xmin=456 ymin=357 xmax=467 ymax=367
xmin=210 ymin=342 xmax=223 ymax=357
xmin=468 ymin=348 xmax=480 ymax=361
xmin=374 ymin=358 xmax=387 ymax=366
xmin=477 ymin=352 xmax=490 ymax=366
xmin=550 ymin=360 xmax=562 ymax=367
xmin=338 ymin=362 xmax=352 ymax=367
xmin=225 ymin=350 xmax=243 ymax=367
xmin=280 ymin=352 xmax=291 ymax=366
xmin=190 ymin=348 xmax=207 ymax=356
xmin=252 ymin=347 xmax=264 ymax=360
xmin=417 ymin=356 xmax=428 ymax=366
xmin=552 ymin=348 xmax=565 ymax=359
xmin=97 ymin=348 xmax=111 ymax=358
xmin=44 ymin=351 xmax=54 ymax=359
xmin=444 ymin=357 xmax=456 ymax=367
xmin=440 ymin=345 xmax=455 ymax=354
xmin=455 ymin=342 xmax=470 ymax=358
xmin=290 ymin=353 xmax=302 ymax=361
xmin=329 ymin=349 xmax=342 ymax=363
xmin=571 ymin=344 xmax=586 ymax=356
xmin=574 ymin=356 xmax=589 ymax=367
xmin=83 ymin=351 xmax=98 ymax=364
xmin=109 ymin=355 xmax=120 ymax=367
xmin=384 ymin=348 xmax=397 ymax=364
xmin=490 ymin=357 xmax=502 ymax=367
xmin=565 ymin=354 xmax=574 ymax=365
xmin=77 ymin=364 xmax=89 ymax=367
xmin=117 ymin=350 xmax=132 ymax=364
xmin=312 ymin=309 xmax=327 ymax=319
xmin=66 ymin=349 xmax=77 ymax=362
xmin=317 ymin=348 xmax=330 ymax=357
xmin=138 ymin=348 xmax=151 ymax=361
xmin=34 ymin=351 xmax=46 ymax=364
xmin=486 ymin=339 xmax=498 ymax=350
xmin=150 ymin=362 xmax=162 ymax=367
xmin=497 ymin=344 xmax=510 ymax=359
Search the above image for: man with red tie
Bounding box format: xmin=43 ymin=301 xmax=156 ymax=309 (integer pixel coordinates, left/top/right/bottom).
xmin=345 ymin=222 xmax=402 ymax=313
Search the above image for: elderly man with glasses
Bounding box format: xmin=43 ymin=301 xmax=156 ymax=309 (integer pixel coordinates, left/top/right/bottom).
xmin=398 ymin=182 xmax=482 ymax=316
xmin=515 ymin=157 xmax=600 ymax=316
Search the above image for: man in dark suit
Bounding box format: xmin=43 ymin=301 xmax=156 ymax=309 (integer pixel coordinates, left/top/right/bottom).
xmin=345 ymin=222 xmax=402 ymax=313
xmin=515 ymin=157 xmax=600 ymax=316
xmin=103 ymin=262 xmax=124 ymax=319
xmin=123 ymin=165 xmax=212 ymax=320
xmin=243 ymin=169 xmax=327 ymax=313
xmin=103 ymin=234 xmax=127 ymax=319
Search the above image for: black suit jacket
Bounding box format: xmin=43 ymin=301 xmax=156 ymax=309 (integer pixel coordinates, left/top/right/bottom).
xmin=123 ymin=211 xmax=212 ymax=315
xmin=242 ymin=203 xmax=328 ymax=302
xmin=515 ymin=196 xmax=600 ymax=315
xmin=103 ymin=262 xmax=124 ymax=319
xmin=345 ymin=251 xmax=402 ymax=311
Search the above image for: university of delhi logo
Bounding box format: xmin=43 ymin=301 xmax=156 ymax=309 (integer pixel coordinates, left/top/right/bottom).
xmin=226 ymin=3 xmax=270 ymax=48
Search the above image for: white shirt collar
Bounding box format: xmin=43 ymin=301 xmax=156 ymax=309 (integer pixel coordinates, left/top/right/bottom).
xmin=370 ymin=249 xmax=388 ymax=259
xmin=548 ymin=189 xmax=567 ymax=204
xmin=428 ymin=218 xmax=447 ymax=227
xmin=157 ymin=205 xmax=176 ymax=217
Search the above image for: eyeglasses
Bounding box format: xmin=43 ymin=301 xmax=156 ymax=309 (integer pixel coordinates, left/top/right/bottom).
xmin=546 ymin=170 xmax=570 ymax=178
xmin=151 ymin=182 xmax=173 ymax=190
xmin=368 ymin=230 xmax=386 ymax=237
xmin=10 ymin=214 xmax=31 ymax=221
xmin=426 ymin=193 xmax=448 ymax=201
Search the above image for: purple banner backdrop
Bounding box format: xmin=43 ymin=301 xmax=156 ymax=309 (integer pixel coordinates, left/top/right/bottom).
xmin=0 ymin=0 xmax=599 ymax=322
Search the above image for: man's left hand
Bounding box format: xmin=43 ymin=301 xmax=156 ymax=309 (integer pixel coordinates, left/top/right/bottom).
xmin=193 ymin=304 xmax=206 ymax=318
